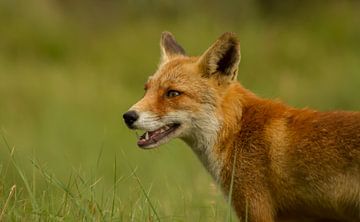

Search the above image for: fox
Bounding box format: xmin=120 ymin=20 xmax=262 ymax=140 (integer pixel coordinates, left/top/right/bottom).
xmin=123 ymin=31 xmax=360 ymax=222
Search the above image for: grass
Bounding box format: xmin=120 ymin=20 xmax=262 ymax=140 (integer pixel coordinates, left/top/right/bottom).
xmin=0 ymin=1 xmax=360 ymax=221
xmin=1 ymin=130 xmax=228 ymax=221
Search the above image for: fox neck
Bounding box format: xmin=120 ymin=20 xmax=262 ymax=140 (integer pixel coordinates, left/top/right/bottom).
xmin=182 ymin=82 xmax=250 ymax=182
xmin=182 ymin=108 xmax=221 ymax=181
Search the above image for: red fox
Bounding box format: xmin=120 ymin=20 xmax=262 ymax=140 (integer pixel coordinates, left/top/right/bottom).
xmin=123 ymin=32 xmax=360 ymax=222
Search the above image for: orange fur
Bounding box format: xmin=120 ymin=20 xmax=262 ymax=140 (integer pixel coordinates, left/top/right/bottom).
xmin=124 ymin=32 xmax=360 ymax=222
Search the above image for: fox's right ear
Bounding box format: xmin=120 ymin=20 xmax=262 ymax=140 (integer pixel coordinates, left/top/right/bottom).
xmin=198 ymin=32 xmax=241 ymax=83
xmin=160 ymin=31 xmax=186 ymax=64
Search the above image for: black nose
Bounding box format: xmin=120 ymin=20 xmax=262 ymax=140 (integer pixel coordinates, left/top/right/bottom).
xmin=123 ymin=110 xmax=139 ymax=127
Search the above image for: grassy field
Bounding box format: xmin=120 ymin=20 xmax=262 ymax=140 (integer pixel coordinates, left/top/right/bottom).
xmin=0 ymin=1 xmax=360 ymax=221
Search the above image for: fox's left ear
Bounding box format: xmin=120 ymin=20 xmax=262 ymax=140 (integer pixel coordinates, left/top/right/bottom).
xmin=160 ymin=31 xmax=186 ymax=64
xmin=198 ymin=32 xmax=241 ymax=82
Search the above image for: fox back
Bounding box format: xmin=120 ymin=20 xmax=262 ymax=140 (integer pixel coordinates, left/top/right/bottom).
xmin=123 ymin=32 xmax=360 ymax=222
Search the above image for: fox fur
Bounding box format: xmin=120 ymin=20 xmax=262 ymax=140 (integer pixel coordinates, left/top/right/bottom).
xmin=124 ymin=31 xmax=360 ymax=222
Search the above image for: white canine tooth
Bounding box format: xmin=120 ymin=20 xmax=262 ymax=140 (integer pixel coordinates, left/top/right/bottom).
xmin=145 ymin=132 xmax=149 ymax=140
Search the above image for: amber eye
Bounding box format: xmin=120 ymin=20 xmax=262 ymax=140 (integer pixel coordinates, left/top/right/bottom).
xmin=166 ymin=90 xmax=181 ymax=98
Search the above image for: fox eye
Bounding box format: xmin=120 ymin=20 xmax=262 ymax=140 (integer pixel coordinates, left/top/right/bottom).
xmin=166 ymin=90 xmax=181 ymax=98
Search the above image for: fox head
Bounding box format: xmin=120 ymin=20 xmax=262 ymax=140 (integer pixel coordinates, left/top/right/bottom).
xmin=123 ymin=32 xmax=241 ymax=151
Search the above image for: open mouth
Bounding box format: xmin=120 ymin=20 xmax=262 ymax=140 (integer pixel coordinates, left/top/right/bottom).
xmin=137 ymin=123 xmax=180 ymax=148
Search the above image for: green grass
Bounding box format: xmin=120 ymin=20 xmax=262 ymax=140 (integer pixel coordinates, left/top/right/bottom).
xmin=0 ymin=1 xmax=360 ymax=221
xmin=1 ymin=132 xmax=227 ymax=221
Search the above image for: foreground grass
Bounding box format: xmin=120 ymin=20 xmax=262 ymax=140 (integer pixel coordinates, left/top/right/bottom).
xmin=1 ymin=132 xmax=231 ymax=221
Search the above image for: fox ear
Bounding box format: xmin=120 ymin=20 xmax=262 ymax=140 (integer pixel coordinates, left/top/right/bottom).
xmin=160 ymin=31 xmax=186 ymax=64
xmin=198 ymin=32 xmax=241 ymax=82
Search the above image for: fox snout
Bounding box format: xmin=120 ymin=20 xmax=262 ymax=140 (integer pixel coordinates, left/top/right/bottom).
xmin=122 ymin=108 xmax=185 ymax=149
xmin=123 ymin=110 xmax=139 ymax=128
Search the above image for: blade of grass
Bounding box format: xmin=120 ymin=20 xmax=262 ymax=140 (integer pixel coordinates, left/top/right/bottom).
xmin=56 ymin=173 xmax=73 ymax=217
xmin=97 ymin=131 xmax=105 ymax=170
xmin=31 ymin=159 xmax=74 ymax=199
xmin=227 ymin=150 xmax=237 ymax=222
xmin=0 ymin=129 xmax=14 ymax=184
xmin=1 ymin=133 xmax=39 ymax=213
xmin=120 ymin=149 xmax=161 ymax=222
xmin=0 ymin=185 xmax=16 ymax=220
xmin=31 ymin=159 xmax=93 ymax=219
xmin=110 ymin=153 xmax=117 ymax=221
xmin=32 ymin=148 xmax=36 ymax=204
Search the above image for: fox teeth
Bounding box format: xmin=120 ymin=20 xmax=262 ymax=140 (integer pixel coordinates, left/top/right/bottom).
xmin=145 ymin=132 xmax=149 ymax=140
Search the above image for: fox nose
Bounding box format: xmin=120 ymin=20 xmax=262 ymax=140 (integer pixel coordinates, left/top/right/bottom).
xmin=123 ymin=110 xmax=139 ymax=128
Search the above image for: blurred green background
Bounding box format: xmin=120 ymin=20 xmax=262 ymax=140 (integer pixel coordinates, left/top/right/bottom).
xmin=0 ymin=0 xmax=359 ymax=220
